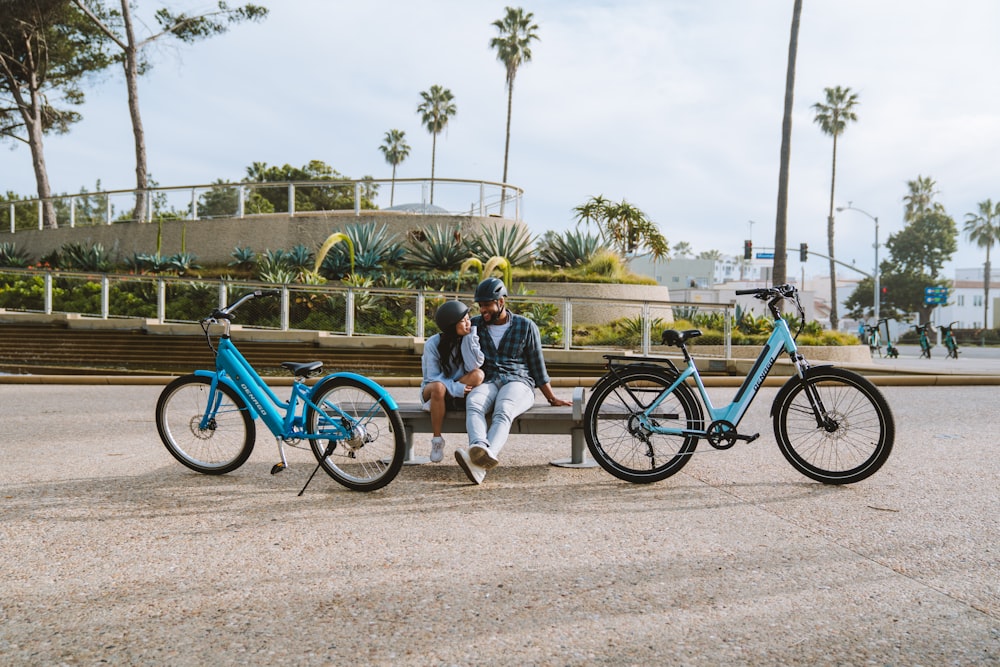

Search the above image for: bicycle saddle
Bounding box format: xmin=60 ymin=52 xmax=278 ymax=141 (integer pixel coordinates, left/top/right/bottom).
xmin=280 ymin=361 xmax=324 ymax=378
xmin=661 ymin=329 xmax=703 ymax=347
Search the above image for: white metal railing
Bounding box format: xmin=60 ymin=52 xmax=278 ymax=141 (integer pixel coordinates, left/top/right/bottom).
xmin=4 ymin=177 xmax=524 ymax=232
xmin=0 ymin=269 xmax=734 ymax=357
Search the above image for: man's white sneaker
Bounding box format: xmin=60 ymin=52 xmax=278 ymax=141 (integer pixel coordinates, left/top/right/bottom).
xmin=429 ymin=436 xmax=445 ymax=463
xmin=469 ymin=443 xmax=499 ymax=470
xmin=455 ymin=449 xmax=486 ymax=485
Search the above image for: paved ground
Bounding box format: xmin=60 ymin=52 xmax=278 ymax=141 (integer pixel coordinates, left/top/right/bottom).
xmin=1 ymin=379 xmax=998 ymax=665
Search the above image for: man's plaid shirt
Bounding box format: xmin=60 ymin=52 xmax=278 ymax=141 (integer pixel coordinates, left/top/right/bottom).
xmin=470 ymin=312 xmax=550 ymax=389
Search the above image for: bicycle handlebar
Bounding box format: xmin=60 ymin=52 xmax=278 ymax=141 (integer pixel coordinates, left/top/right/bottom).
xmin=734 ymin=283 xmax=797 ymax=299
xmin=203 ymin=289 xmax=281 ymax=325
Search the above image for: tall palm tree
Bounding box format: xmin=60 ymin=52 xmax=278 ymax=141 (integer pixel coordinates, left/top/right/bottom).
xmin=904 ymin=174 xmax=943 ymax=222
xmin=772 ymin=0 xmax=802 ymax=287
xmin=378 ymin=129 xmax=410 ymax=207
xmin=813 ymin=85 xmax=859 ymax=329
xmin=490 ymin=6 xmax=539 ymax=212
xmin=416 ymin=84 xmax=456 ymax=205
xmin=963 ymin=198 xmax=1000 ymax=328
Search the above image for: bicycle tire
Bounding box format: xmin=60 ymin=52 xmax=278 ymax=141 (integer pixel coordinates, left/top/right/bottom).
xmin=306 ymin=376 xmax=405 ymax=492
xmin=772 ymin=367 xmax=894 ymax=484
xmin=584 ymin=365 xmax=702 ymax=484
xmin=155 ymin=374 xmax=255 ymax=475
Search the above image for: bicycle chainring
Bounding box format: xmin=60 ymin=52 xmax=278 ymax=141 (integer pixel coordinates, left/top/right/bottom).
xmin=706 ymin=420 xmax=738 ymax=449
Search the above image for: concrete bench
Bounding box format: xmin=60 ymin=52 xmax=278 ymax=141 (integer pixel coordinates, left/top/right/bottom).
xmin=396 ymin=386 xmax=595 ymax=468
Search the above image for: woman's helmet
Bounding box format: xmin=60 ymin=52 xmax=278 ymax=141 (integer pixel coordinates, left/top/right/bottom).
xmin=434 ymin=300 xmax=469 ymax=333
xmin=474 ymin=277 xmax=507 ymax=303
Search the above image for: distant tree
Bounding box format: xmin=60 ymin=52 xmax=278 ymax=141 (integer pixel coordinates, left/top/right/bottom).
xmin=671 ymin=241 xmax=693 ymax=258
xmin=378 ymin=129 xmax=410 ymax=207
xmin=963 ymin=198 xmax=1000 ymax=327
xmin=849 ymin=180 xmax=956 ymax=322
xmin=697 ymin=249 xmax=723 ymax=260
xmin=489 ymin=6 xmax=539 ymax=212
xmin=416 ymin=84 xmax=456 ymax=204
xmin=244 ymin=160 xmax=376 ymax=213
xmin=71 ymin=0 xmax=268 ymax=223
xmin=572 ymin=195 xmax=668 ymax=259
xmin=0 ymin=0 xmax=115 ymax=228
xmin=903 ymin=174 xmax=944 ymax=222
xmin=813 ymin=85 xmax=859 ymax=329
xmin=772 ymin=0 xmax=802 ymax=287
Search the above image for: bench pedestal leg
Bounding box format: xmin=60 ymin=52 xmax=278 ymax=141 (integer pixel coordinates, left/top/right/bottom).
xmin=550 ymin=426 xmax=597 ymax=468
xmin=403 ymin=425 xmax=430 ymax=465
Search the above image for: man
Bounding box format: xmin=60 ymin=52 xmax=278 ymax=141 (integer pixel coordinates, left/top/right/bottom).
xmin=454 ymin=277 xmax=572 ymax=485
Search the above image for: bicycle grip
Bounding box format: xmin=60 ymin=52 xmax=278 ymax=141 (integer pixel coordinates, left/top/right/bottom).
xmin=734 ymin=289 xmax=761 ymax=295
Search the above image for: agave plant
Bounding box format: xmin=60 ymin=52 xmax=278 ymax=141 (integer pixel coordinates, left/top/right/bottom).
xmin=320 ymin=222 xmax=403 ymax=278
xmin=403 ymin=223 xmax=469 ymax=271
xmin=167 ymin=252 xmax=202 ymax=275
xmin=229 ymin=246 xmax=257 ymax=272
xmin=0 ymin=242 xmax=31 ymax=268
xmin=535 ymin=229 xmax=606 ymax=267
xmin=467 ymin=222 xmax=534 ymax=266
xmin=58 ymin=241 xmax=113 ymax=272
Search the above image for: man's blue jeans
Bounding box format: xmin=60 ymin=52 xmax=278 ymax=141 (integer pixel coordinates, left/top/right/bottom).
xmin=465 ymin=380 xmax=536 ymax=457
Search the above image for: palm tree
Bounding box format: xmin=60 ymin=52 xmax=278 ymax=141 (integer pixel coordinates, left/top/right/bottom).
xmin=904 ymin=175 xmax=943 ymax=222
xmin=813 ymin=85 xmax=860 ymax=329
xmin=672 ymin=241 xmax=693 ymax=258
xmin=490 ymin=6 xmax=539 ymax=213
xmin=772 ymin=0 xmax=802 ymax=287
xmin=963 ymin=199 xmax=1000 ymax=328
xmin=416 ymin=84 xmax=457 ymax=205
xmin=378 ymin=129 xmax=410 ymax=207
xmin=572 ymin=195 xmax=668 ymax=259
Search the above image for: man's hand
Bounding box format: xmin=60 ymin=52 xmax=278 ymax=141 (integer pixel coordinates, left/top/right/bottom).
xmin=546 ymin=395 xmax=572 ymax=407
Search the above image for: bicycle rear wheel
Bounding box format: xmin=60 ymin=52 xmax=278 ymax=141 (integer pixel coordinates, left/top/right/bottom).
xmin=155 ymin=374 xmax=255 ymax=474
xmin=306 ymin=377 xmax=405 ymax=492
xmin=772 ymin=368 xmax=894 ymax=484
xmin=584 ymin=365 xmax=702 ymax=484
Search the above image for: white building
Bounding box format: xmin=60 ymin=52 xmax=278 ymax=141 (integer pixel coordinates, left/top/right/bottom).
xmin=933 ymin=267 xmax=1000 ymax=329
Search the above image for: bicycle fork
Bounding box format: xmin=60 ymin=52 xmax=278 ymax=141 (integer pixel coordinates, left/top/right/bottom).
xmin=790 ymin=353 xmax=837 ymax=431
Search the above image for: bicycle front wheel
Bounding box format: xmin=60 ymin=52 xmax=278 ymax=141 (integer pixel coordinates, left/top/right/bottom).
xmin=155 ymin=374 xmax=256 ymax=475
xmin=773 ymin=368 xmax=894 ymax=484
xmin=584 ymin=366 xmax=702 ymax=484
xmin=306 ymin=377 xmax=405 ymax=492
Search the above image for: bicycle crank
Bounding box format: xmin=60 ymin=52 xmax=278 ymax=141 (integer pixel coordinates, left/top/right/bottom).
xmin=705 ymin=420 xmax=759 ymax=450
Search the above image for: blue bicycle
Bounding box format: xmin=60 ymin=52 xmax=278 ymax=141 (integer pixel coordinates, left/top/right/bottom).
xmin=155 ymin=290 xmax=405 ymax=492
xmin=584 ymin=284 xmax=894 ymax=485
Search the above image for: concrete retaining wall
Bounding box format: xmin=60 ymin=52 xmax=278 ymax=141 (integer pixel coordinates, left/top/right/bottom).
xmin=0 ymin=211 xmax=514 ymax=265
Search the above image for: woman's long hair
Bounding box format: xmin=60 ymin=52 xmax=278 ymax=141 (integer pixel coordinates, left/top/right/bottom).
xmin=436 ymin=327 xmax=463 ymax=377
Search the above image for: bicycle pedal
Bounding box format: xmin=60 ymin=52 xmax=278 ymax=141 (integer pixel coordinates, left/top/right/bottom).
xmin=737 ymin=432 xmax=760 ymax=443
xmin=270 ymin=462 xmax=286 ymax=475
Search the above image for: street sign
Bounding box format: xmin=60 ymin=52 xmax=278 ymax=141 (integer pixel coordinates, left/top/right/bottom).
xmin=755 ymin=252 xmax=774 ymax=259
xmin=924 ymin=286 xmax=948 ymax=305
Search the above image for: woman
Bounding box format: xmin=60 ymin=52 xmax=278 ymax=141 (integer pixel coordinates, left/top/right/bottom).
xmin=421 ymin=300 xmax=484 ymax=462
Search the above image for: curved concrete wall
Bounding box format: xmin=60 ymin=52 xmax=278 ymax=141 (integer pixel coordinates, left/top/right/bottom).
xmin=520 ymin=281 xmax=674 ymax=325
xmin=0 ymin=211 xmax=518 ymax=265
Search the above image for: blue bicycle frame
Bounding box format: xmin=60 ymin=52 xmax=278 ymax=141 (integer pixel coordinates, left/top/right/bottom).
xmin=194 ymin=300 xmax=398 ymax=468
xmin=641 ymin=316 xmax=803 ymax=438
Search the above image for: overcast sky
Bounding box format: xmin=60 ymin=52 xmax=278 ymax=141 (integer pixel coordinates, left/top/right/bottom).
xmin=4 ymin=0 xmax=1000 ymax=277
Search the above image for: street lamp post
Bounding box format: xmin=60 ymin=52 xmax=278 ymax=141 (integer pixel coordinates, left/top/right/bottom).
xmin=837 ymin=203 xmax=880 ymax=324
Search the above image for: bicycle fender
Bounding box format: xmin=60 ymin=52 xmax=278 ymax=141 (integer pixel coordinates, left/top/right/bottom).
xmin=768 ymin=365 xmax=834 ymax=418
xmin=311 ymin=372 xmax=399 ymax=410
xmin=193 ymin=369 xmax=261 ymax=419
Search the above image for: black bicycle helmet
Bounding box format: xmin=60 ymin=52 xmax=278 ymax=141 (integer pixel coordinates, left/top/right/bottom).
xmin=434 ymin=300 xmax=470 ymax=332
xmin=474 ymin=277 xmax=507 ymax=303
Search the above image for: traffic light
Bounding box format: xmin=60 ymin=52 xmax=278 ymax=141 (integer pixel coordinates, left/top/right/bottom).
xmin=881 ymin=286 xmax=888 ymax=304
xmin=799 ymin=242 xmax=808 ymax=262
xmin=743 ymin=240 xmax=752 ymax=260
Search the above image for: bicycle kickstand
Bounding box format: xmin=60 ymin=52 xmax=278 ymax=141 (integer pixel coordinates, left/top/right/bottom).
xmin=298 ymin=440 xmax=337 ymax=496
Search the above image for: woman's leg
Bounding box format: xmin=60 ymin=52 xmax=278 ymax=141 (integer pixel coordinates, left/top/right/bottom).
xmin=422 ymin=382 xmax=447 ymax=436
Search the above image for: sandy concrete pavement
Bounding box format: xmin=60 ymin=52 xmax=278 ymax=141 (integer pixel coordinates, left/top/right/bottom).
xmin=1 ymin=382 xmax=998 ymax=665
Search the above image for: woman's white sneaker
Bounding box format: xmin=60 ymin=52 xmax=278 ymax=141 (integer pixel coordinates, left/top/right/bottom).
xmin=429 ymin=436 xmax=445 ymax=463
